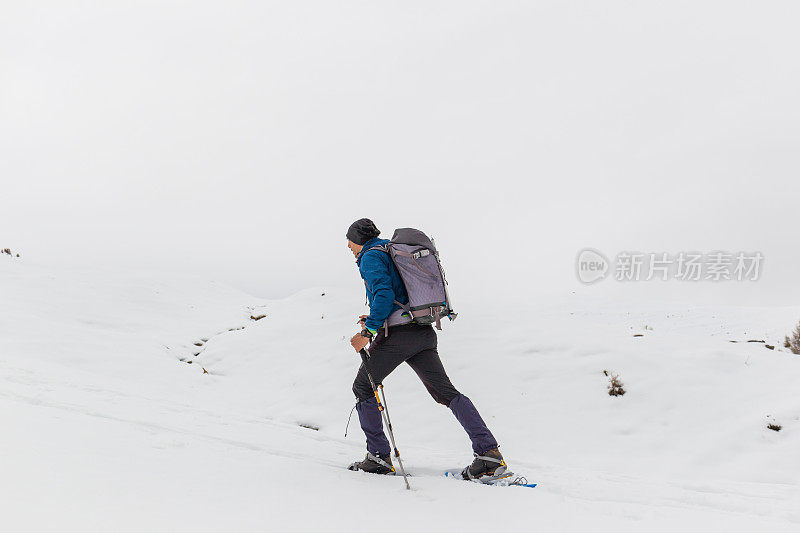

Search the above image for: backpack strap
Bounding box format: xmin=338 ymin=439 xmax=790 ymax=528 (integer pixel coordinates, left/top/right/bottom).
xmin=393 ymin=248 xmax=429 ymax=259
xmin=363 ymin=244 xmax=389 ymax=255
xmin=394 ymin=299 xmax=413 ymax=314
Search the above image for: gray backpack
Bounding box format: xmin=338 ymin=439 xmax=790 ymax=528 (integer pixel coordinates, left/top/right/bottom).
xmin=367 ymin=228 xmax=457 ymax=331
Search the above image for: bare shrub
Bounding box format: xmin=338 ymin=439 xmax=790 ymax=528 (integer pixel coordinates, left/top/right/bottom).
xmin=785 ymin=321 xmax=800 ymax=355
xmin=604 ymin=370 xmax=626 ymax=396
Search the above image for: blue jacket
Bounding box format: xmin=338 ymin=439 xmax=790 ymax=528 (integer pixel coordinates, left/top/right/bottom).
xmin=356 ymin=237 xmax=409 ymax=332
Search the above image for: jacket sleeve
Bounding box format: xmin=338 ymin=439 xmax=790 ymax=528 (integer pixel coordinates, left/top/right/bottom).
xmin=360 ymin=251 xmax=396 ymax=332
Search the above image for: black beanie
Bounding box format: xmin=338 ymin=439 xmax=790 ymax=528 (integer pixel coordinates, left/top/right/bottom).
xmin=346 ymin=218 xmax=380 ymax=245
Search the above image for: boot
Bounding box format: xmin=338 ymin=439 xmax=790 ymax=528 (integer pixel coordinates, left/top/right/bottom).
xmin=461 ymin=448 xmax=508 ymax=481
xmin=348 ymin=452 xmax=395 ymax=475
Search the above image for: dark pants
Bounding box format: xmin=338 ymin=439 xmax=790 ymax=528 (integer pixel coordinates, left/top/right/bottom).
xmin=352 ymin=323 xmax=498 ymax=458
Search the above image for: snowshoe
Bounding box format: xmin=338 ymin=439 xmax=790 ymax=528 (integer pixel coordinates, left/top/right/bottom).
xmin=461 ymin=448 xmax=510 ymax=483
xmin=347 ymin=452 xmax=395 ymax=475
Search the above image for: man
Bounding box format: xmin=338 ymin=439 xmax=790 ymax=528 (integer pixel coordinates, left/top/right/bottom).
xmin=345 ymin=218 xmax=507 ymax=481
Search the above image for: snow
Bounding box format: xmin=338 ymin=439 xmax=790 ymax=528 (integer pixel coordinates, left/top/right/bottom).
xmin=2 ymin=254 xmax=798 ymax=532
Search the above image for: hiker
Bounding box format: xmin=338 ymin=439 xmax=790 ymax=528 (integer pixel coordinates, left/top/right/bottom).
xmin=345 ymin=218 xmax=507 ymax=481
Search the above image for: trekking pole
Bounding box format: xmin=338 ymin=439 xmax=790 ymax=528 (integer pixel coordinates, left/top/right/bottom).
xmin=359 ymin=348 xmax=411 ymax=490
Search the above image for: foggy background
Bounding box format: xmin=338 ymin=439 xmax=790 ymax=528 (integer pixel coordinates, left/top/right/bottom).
xmin=2 ymin=1 xmax=798 ymax=306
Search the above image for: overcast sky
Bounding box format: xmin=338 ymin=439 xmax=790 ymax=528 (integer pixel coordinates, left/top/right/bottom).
xmin=2 ymin=1 xmax=798 ymax=306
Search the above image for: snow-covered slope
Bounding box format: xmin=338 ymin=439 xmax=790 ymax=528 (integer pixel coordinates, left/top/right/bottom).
xmin=2 ymin=255 xmax=798 ymax=532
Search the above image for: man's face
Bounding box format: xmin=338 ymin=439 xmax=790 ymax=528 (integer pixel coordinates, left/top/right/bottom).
xmin=347 ymin=239 xmax=362 ymax=258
